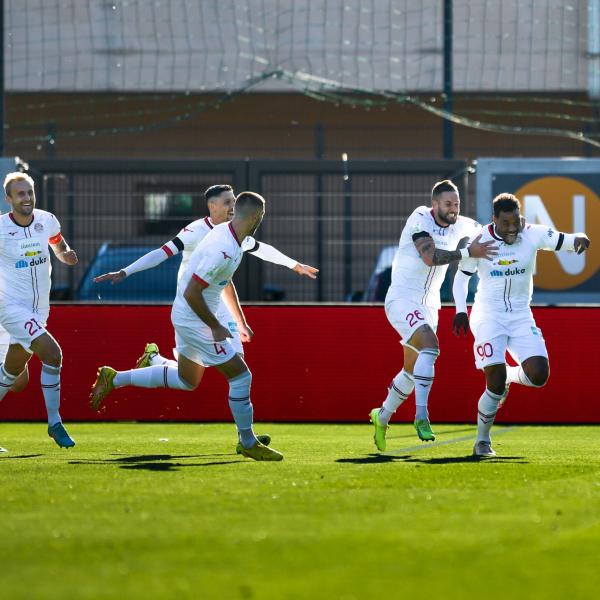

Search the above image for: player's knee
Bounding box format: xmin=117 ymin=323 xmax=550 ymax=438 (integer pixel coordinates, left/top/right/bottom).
xmin=40 ymin=346 xmax=62 ymax=368
xmin=486 ymin=369 xmax=507 ymax=395
xmin=10 ymin=373 xmax=29 ymax=393
xmin=526 ymin=367 xmax=549 ymax=387
xmin=523 ymin=358 xmax=549 ymax=387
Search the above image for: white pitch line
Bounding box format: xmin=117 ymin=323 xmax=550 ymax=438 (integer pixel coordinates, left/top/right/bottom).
xmin=383 ymin=426 xmax=517 ymax=456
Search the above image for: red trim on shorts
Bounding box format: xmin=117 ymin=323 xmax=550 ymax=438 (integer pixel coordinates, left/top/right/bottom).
xmin=228 ymin=222 xmax=241 ymax=246
xmin=204 ymin=217 xmax=213 ymax=229
xmin=161 ymin=244 xmax=174 ymax=257
xmin=48 ymin=232 xmax=63 ymax=245
xmin=192 ymin=273 xmax=209 ymax=288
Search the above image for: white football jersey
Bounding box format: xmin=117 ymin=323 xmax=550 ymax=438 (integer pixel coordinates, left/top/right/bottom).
xmin=0 ymin=209 xmax=61 ymax=311
xmin=163 ymin=217 xmax=258 ymax=283
xmin=172 ymin=222 xmax=245 ymax=333
xmin=386 ymin=206 xmax=480 ymax=309
xmin=459 ymin=223 xmax=567 ymax=314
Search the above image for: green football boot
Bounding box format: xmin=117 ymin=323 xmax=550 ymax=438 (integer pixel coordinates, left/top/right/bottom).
xmin=239 ymin=441 xmax=283 ymax=462
xmin=414 ymin=418 xmax=436 ymax=442
xmin=90 ymin=366 xmax=117 ymax=410
xmin=369 ymin=408 xmax=388 ymax=451
xmin=135 ymin=343 xmax=159 ymax=369
xmin=236 ymin=434 xmax=271 ymax=455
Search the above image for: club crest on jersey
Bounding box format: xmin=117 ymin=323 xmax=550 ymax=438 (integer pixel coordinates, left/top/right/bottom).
xmin=34 ymin=223 xmax=44 ymax=232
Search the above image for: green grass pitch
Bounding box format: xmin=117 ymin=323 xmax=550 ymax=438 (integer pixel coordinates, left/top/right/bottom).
xmin=1 ymin=423 xmax=599 ymax=600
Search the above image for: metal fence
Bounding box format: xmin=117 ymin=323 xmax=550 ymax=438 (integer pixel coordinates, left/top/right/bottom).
xmin=28 ymin=159 xmax=469 ymax=303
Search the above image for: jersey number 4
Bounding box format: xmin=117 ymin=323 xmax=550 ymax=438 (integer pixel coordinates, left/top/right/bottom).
xmin=213 ymin=343 xmax=227 ymax=355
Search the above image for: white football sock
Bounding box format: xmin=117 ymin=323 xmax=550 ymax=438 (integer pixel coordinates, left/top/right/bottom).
xmin=0 ymin=364 xmax=17 ymax=402
xmin=115 ymin=366 xmax=194 ymax=390
xmin=379 ymin=369 xmax=414 ymax=425
xmin=228 ymin=371 xmax=257 ymax=448
xmin=413 ymin=348 xmax=438 ymax=420
xmin=476 ymin=388 xmax=503 ymax=442
xmin=41 ymin=363 xmax=61 ymax=426
xmin=506 ymin=365 xmax=537 ymax=387
xmin=149 ymin=353 xmax=178 ymax=368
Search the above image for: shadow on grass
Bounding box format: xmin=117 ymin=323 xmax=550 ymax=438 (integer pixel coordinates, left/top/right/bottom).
xmin=336 ymin=454 xmax=528 ymax=465
xmin=0 ymin=454 xmax=44 ymax=460
xmin=69 ymin=453 xmax=243 ymax=471
xmin=387 ymin=427 xmax=475 ymax=440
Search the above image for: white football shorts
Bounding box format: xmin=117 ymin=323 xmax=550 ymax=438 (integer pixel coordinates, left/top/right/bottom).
xmin=0 ymin=304 xmax=49 ymax=354
xmin=470 ymin=307 xmax=548 ymax=370
xmin=385 ymin=298 xmax=439 ymax=343
xmin=172 ymin=316 xmax=238 ymax=367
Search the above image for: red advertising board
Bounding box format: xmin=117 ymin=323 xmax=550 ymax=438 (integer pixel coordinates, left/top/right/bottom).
xmin=1 ymin=305 xmax=598 ymax=423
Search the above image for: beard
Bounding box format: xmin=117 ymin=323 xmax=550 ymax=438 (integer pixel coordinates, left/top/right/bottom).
xmin=438 ymin=211 xmax=457 ymax=225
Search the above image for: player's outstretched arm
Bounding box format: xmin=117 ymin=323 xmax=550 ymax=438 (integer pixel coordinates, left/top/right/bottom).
xmin=292 ymin=263 xmax=319 ymax=279
xmin=573 ymin=234 xmax=590 ymax=255
xmin=50 ymin=236 xmax=78 ymax=265
xmin=535 ymin=226 xmax=591 ymax=256
xmin=221 ymin=282 xmax=254 ymax=342
xmin=451 ymin=269 xmax=474 ymax=337
xmin=93 ymin=241 xmax=181 ymax=284
xmin=245 ymin=240 xmax=319 ymax=278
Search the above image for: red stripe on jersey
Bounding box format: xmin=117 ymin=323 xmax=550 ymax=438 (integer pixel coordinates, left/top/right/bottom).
xmin=161 ymin=244 xmax=174 ymax=257
xmin=192 ymin=274 xmax=209 ymax=288
xmin=488 ymin=224 xmax=503 ymax=241
xmin=228 ymin=222 xmax=241 ymax=246
xmin=49 ymin=232 xmax=63 ymax=245
xmin=204 ymin=217 xmax=213 ymax=229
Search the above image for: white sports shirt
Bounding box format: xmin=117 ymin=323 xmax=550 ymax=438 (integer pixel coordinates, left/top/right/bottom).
xmin=0 ymin=209 xmax=61 ymax=312
xmin=171 ymin=222 xmax=245 ymax=335
xmin=386 ymin=206 xmax=480 ymax=309
xmin=159 ymin=216 xmax=285 ymax=282
xmin=459 ymin=223 xmax=576 ymax=314
xmin=122 ymin=216 xmax=296 ymax=282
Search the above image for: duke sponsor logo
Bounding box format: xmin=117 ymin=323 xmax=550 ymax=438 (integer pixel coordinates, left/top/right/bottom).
xmin=490 ymin=267 xmax=526 ymax=277
xmin=15 ymin=256 xmax=48 ymax=269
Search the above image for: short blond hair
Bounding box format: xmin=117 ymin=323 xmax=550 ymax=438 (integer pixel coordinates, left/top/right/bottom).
xmin=4 ymin=172 xmax=35 ymax=197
